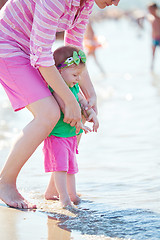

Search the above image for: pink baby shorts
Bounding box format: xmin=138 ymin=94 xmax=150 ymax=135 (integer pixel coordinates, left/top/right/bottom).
xmin=43 ymin=135 xmax=79 ymax=174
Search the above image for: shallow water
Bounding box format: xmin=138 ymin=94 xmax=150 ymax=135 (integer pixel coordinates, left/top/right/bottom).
xmin=0 ymin=17 xmax=160 ymax=240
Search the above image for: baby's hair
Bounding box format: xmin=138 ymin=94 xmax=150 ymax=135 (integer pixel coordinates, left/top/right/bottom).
xmin=148 ymin=2 xmax=158 ymax=9
xmin=53 ymin=45 xmax=86 ymax=68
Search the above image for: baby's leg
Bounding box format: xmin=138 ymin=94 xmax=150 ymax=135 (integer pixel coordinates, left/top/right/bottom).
xmin=67 ymin=174 xmax=81 ymax=205
xmin=54 ymin=171 xmax=72 ymax=208
xmin=45 ymin=173 xmax=59 ymax=200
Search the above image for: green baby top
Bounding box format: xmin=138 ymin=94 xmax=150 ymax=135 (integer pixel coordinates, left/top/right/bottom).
xmin=48 ymin=83 xmax=83 ymax=138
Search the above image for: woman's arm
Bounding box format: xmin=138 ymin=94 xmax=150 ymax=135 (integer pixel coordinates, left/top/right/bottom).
xmin=39 ymin=65 xmax=81 ymax=133
xmin=79 ymin=68 xmax=98 ymax=114
xmin=78 ymin=92 xmax=99 ymax=132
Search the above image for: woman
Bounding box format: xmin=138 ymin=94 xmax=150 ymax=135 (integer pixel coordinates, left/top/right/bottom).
xmin=0 ymin=0 xmax=120 ymax=209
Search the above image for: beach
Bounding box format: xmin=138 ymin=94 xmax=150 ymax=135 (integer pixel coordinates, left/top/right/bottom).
xmin=1 ymin=2 xmax=160 ymax=240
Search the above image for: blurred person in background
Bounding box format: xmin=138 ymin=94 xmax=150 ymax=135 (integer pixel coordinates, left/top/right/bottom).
xmin=147 ymin=3 xmax=160 ymax=70
xmin=84 ymin=20 xmax=106 ymax=75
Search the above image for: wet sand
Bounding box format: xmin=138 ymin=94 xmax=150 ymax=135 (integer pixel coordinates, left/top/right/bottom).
xmin=0 ymin=201 xmax=123 ymax=240
xmin=0 ymin=202 xmax=72 ymax=240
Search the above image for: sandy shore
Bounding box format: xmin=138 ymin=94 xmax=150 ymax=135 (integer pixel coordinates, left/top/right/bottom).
xmin=0 ymin=201 xmax=73 ymax=240
xmin=0 ymin=200 xmax=125 ymax=240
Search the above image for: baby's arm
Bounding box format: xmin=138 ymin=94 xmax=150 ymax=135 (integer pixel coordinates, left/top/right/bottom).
xmin=52 ymin=91 xmax=65 ymax=113
xmin=78 ymin=91 xmax=89 ymax=118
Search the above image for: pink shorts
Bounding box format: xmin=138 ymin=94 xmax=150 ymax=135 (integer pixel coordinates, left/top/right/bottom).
xmin=43 ymin=135 xmax=79 ymax=174
xmin=0 ymin=57 xmax=52 ymax=111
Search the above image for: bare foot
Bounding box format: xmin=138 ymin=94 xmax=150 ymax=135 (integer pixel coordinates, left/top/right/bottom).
xmin=45 ymin=194 xmax=59 ymax=201
xmin=0 ymin=181 xmax=36 ymax=209
xmin=63 ymin=204 xmax=80 ymax=214
xmin=44 ymin=190 xmax=59 ymax=200
xmin=70 ymin=194 xmax=81 ymax=205
xmin=45 ymin=188 xmax=59 ymax=201
xmin=60 ymin=196 xmax=72 ymax=208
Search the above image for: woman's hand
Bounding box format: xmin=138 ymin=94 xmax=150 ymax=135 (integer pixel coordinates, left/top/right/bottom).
xmin=64 ymin=99 xmax=82 ymax=134
xmin=87 ymin=96 xmax=98 ymax=114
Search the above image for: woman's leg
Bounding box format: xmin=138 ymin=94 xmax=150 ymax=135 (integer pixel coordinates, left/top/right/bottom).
xmin=54 ymin=171 xmax=72 ymax=207
xmin=0 ymin=96 xmax=60 ymax=209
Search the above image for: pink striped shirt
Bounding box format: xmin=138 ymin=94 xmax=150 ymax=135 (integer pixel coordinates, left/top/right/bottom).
xmin=0 ymin=0 xmax=94 ymax=68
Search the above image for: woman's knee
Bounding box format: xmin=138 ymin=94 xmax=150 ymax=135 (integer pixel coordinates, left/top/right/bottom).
xmin=27 ymin=96 xmax=61 ymax=130
xmin=42 ymin=104 xmax=60 ymax=130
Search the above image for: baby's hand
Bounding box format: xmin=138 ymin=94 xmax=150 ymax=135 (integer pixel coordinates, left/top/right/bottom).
xmin=87 ymin=110 xmax=99 ymax=132
xmin=80 ymin=122 xmax=92 ymax=134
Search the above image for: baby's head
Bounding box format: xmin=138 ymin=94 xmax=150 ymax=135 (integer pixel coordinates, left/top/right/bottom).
xmin=148 ymin=3 xmax=158 ymax=15
xmin=53 ymin=46 xmax=86 ymax=88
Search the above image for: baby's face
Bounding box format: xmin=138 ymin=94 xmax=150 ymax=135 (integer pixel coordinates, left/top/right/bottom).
xmin=60 ymin=65 xmax=84 ymax=88
xmin=95 ymin=0 xmax=120 ymax=9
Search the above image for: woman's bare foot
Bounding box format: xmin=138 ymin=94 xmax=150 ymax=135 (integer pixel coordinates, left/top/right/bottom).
xmin=0 ymin=181 xmax=36 ymax=209
xmin=70 ymin=194 xmax=81 ymax=205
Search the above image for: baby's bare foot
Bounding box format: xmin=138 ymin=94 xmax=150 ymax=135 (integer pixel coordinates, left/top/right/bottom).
xmin=44 ymin=191 xmax=59 ymax=201
xmin=45 ymin=188 xmax=59 ymax=201
xmin=60 ymin=196 xmax=72 ymax=208
xmin=63 ymin=204 xmax=80 ymax=214
xmin=0 ymin=181 xmax=36 ymax=209
xmin=45 ymin=194 xmax=59 ymax=201
xmin=70 ymin=194 xmax=81 ymax=205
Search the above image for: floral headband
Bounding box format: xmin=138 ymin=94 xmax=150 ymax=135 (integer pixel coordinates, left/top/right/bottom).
xmin=57 ymin=50 xmax=86 ymax=70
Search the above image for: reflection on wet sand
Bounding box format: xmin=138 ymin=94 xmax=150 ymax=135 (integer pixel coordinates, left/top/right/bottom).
xmin=47 ymin=216 xmax=71 ymax=240
xmin=0 ymin=205 xmax=19 ymax=240
xmin=0 ymin=203 xmax=72 ymax=240
xmin=0 ymin=204 xmax=47 ymax=240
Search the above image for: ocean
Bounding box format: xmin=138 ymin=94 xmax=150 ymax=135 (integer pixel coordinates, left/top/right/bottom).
xmin=0 ymin=3 xmax=160 ymax=240
xmin=118 ymin=0 xmax=160 ymax=9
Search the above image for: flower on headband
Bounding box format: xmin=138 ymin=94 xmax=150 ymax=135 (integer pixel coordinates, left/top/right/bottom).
xmin=57 ymin=50 xmax=86 ymax=70
xmin=65 ymin=57 xmax=73 ymax=64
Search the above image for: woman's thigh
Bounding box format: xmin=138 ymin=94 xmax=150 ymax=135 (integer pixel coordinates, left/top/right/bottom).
xmin=0 ymin=56 xmax=52 ymax=111
xmin=26 ymin=95 xmax=60 ymax=121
